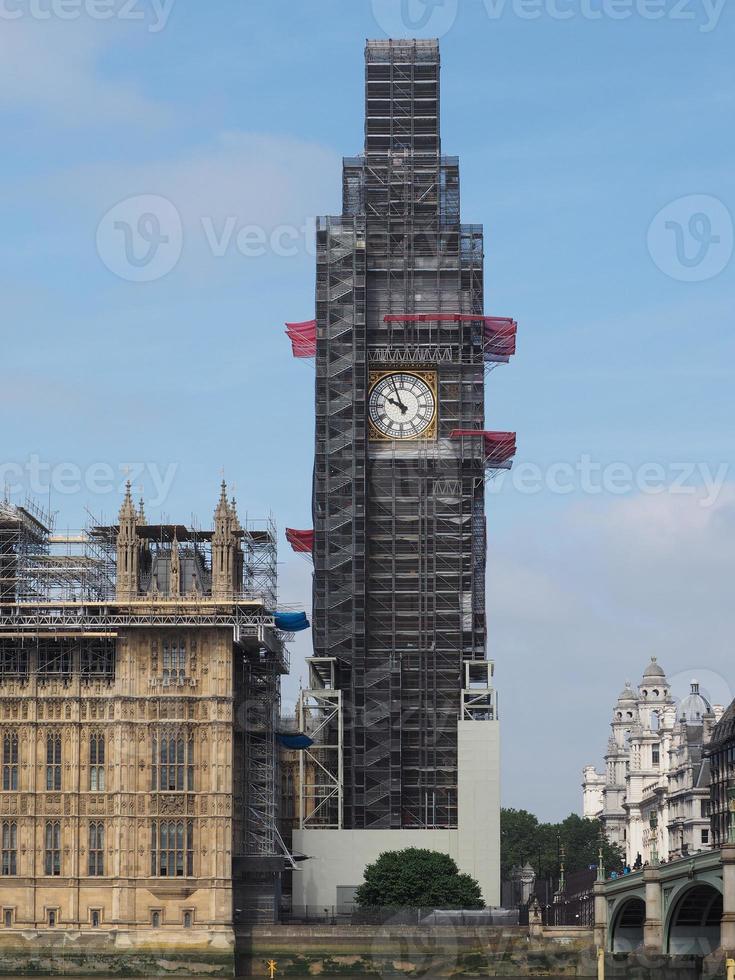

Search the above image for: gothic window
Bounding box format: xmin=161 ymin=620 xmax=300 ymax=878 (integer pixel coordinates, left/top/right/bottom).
xmin=151 ymin=910 xmax=161 ymax=928
xmin=80 ymin=640 xmax=115 ymax=677
xmin=183 ymin=911 xmax=192 ymax=928
xmin=46 ymin=734 xmax=62 ymax=791
xmin=89 ymin=734 xmax=105 ymax=791
xmin=150 ymin=820 xmax=193 ymax=877
xmin=151 ymin=732 xmax=193 ymax=792
xmin=38 ymin=640 xmax=72 ymax=676
xmin=0 ymin=642 xmax=28 ymax=676
xmin=1 ymin=822 xmax=17 ymax=875
xmin=162 ymin=639 xmax=186 ymax=684
xmin=88 ymin=822 xmax=104 ymax=876
xmin=44 ymin=821 xmax=61 ymax=876
xmin=2 ymin=733 xmax=18 ymax=791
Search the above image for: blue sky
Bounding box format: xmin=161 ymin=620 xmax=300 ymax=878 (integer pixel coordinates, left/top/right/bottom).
xmin=1 ymin=0 xmax=733 ymax=820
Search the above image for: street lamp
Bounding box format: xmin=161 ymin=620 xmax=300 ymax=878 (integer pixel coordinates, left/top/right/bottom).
xmin=649 ymin=810 xmax=659 ymax=866
xmin=727 ymin=786 xmax=735 ymax=845
xmin=597 ymin=832 xmax=606 ymax=883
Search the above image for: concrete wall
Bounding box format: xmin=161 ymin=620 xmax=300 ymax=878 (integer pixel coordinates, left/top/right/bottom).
xmin=293 ymin=717 xmax=501 ymax=908
xmin=237 ymin=923 xmax=596 ymax=977
xmin=457 ymin=717 xmax=500 ymax=906
xmin=293 ymin=828 xmax=461 ymax=907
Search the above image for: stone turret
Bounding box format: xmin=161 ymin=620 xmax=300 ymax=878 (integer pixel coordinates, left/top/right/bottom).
xmin=169 ymin=535 xmax=181 ymax=598
xmin=211 ymin=482 xmax=242 ymax=599
xmin=116 ymin=482 xmax=140 ymax=601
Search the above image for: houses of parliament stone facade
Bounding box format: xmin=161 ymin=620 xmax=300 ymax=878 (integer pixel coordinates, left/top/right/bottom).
xmin=0 ymin=485 xmax=286 ymax=973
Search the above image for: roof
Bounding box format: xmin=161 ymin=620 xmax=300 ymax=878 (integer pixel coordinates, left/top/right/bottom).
xmin=709 ymin=698 xmax=735 ymax=750
xmin=678 ymin=682 xmax=713 ymax=725
xmin=643 ymin=656 xmax=666 ymax=679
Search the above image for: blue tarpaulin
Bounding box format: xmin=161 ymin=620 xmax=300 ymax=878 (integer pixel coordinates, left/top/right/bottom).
xmin=276 ymin=733 xmax=314 ymax=750
xmin=274 ymin=611 xmax=310 ymax=632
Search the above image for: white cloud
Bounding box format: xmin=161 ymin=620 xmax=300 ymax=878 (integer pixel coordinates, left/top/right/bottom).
xmin=0 ymin=19 xmax=165 ymax=125
xmin=489 ymin=487 xmax=735 ymax=820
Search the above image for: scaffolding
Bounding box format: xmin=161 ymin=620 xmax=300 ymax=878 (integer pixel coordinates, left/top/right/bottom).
xmin=298 ymin=657 xmax=343 ymax=830
xmin=307 ymin=39 xmax=514 ymax=831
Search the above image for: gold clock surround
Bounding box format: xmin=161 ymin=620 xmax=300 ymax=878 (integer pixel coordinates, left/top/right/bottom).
xmin=367 ymin=369 xmax=438 ymax=442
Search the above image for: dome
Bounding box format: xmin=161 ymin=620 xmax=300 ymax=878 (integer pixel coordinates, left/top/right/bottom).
xmin=678 ymin=681 xmax=712 ymax=725
xmin=643 ymin=656 xmax=666 ymax=679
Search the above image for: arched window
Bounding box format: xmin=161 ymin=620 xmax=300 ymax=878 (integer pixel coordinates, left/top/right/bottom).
xmin=89 ymin=734 xmax=105 ymax=791
xmin=2 ymin=733 xmax=18 ymax=791
xmin=151 ymin=819 xmax=193 ymax=877
xmin=46 ymin=734 xmax=62 ymax=791
xmin=44 ymin=821 xmax=61 ymax=876
xmin=88 ymin=822 xmax=104 ymax=876
xmin=151 ymin=911 xmax=160 ymax=928
xmin=183 ymin=911 xmax=192 ymax=928
xmin=1 ymin=821 xmax=17 ymax=875
xmin=151 ymin=731 xmax=194 ymax=791
xmin=162 ymin=639 xmax=187 ymax=683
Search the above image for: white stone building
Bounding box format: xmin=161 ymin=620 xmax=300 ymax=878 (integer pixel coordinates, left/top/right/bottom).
xmin=582 ymin=658 xmax=722 ymax=866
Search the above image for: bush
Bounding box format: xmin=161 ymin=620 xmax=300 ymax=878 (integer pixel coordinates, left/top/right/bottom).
xmin=354 ymin=847 xmax=484 ymax=909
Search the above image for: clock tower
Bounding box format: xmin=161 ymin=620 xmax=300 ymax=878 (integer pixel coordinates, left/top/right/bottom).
xmin=293 ymin=39 xmax=515 ymax=907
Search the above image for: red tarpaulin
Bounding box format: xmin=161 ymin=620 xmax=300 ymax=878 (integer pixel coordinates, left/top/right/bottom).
xmin=449 ymin=430 xmax=517 ymax=465
xmin=483 ymin=318 xmax=517 ymax=359
xmin=285 ymin=319 xmax=317 ymax=358
xmin=286 ymin=528 xmax=314 ymax=554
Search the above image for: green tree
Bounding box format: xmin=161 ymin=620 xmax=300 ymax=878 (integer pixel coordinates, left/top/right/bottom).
xmin=354 ymin=848 xmax=484 ymax=909
xmin=500 ymin=808 xmax=541 ymax=879
xmin=501 ymin=809 xmax=624 ymax=882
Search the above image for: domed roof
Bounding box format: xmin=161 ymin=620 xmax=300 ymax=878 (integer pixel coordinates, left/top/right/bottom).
xmin=617 ymin=682 xmax=636 ymax=703
xmin=643 ymin=656 xmax=666 ymax=679
xmin=709 ymin=698 xmax=735 ymax=749
xmin=678 ymin=681 xmax=712 ymax=725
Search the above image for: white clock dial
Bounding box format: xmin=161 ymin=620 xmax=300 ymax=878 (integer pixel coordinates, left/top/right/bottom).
xmin=368 ymin=373 xmax=436 ymax=439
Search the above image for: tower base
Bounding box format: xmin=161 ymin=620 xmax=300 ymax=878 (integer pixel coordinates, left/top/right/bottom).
xmin=293 ymin=718 xmax=500 ymax=910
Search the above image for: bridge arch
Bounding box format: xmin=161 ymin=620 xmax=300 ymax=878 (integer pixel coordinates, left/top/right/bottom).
xmin=665 ymin=882 xmax=723 ymax=955
xmin=610 ymin=896 xmax=646 ymax=952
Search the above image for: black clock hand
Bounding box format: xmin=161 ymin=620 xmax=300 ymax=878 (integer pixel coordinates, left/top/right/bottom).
xmin=391 ymin=380 xmax=408 ymax=413
xmin=386 ymin=396 xmax=408 ymax=415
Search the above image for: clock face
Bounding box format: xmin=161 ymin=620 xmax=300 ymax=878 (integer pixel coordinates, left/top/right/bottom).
xmin=368 ymin=372 xmax=437 ymax=440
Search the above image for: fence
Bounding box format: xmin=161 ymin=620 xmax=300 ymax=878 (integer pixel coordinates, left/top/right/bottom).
xmin=279 ymin=906 xmax=521 ymax=926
